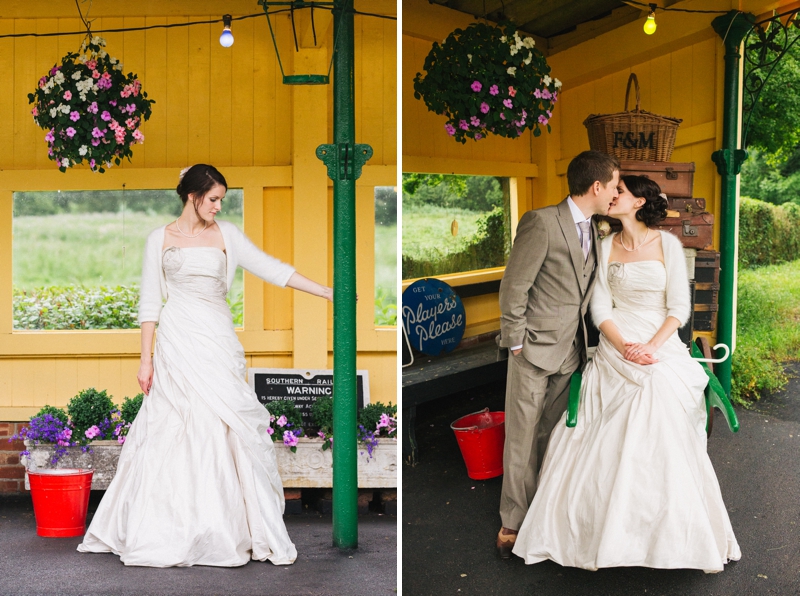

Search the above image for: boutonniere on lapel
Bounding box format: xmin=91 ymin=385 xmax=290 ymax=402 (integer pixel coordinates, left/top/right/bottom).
xmin=596 ymin=219 xmax=611 ymax=240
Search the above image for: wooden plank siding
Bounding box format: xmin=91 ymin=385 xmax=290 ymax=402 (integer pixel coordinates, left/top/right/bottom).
xmin=0 ymin=6 xmax=397 ymax=421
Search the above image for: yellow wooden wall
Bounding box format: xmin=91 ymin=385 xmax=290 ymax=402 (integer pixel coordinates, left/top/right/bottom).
xmin=0 ymin=1 xmax=397 ymax=421
xmin=402 ymin=0 xmax=736 ymax=342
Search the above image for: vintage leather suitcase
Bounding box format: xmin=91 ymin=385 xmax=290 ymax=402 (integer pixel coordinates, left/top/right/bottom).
xmin=619 ymin=160 xmax=695 ymax=197
xmin=695 ymin=250 xmax=720 ymax=284
xmin=668 ymin=197 xmax=706 ymax=213
xmin=655 ymin=211 xmax=714 ymax=250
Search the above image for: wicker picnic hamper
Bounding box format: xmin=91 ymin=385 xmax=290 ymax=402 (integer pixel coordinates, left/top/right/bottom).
xmin=583 ymin=73 xmax=682 ymax=161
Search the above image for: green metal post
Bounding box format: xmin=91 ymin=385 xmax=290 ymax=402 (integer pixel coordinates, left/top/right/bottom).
xmin=711 ymin=11 xmax=753 ymax=397
xmin=316 ymin=0 xmax=372 ymax=549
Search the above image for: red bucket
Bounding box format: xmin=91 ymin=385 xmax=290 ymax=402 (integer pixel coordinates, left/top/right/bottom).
xmin=450 ymin=408 xmax=505 ymax=480
xmin=28 ymin=468 xmax=94 ymax=537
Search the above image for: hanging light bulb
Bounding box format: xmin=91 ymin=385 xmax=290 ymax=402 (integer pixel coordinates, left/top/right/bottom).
xmin=643 ymin=4 xmax=657 ymax=35
xmin=219 ymin=14 xmax=234 ymax=47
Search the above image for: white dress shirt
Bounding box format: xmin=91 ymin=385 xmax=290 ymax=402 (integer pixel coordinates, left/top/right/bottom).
xmin=510 ymin=197 xmax=592 ymax=352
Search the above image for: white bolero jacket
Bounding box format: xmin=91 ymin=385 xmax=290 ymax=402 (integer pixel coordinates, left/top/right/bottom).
xmin=590 ymin=229 xmax=691 ymax=329
xmin=138 ymin=220 xmax=296 ymax=325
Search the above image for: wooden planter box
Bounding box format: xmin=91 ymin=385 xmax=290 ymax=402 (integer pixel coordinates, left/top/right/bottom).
xmin=22 ymin=438 xmax=397 ymax=490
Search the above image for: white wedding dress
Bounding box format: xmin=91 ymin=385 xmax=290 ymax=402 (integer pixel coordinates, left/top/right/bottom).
xmin=78 ymin=246 xmax=297 ymax=567
xmin=512 ymin=260 xmax=741 ymax=572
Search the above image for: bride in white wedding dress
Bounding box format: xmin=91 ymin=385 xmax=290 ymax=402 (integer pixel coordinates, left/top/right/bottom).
xmin=512 ymin=175 xmax=741 ymax=572
xmin=78 ymin=164 xmax=333 ymax=567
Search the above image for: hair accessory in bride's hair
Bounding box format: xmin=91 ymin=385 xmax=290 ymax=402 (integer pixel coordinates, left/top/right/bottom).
xmin=179 ymin=166 xmax=191 ymax=180
xmin=658 ymin=192 xmax=668 ymax=200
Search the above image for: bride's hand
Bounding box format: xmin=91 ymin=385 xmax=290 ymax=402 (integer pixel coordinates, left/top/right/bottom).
xmin=137 ymin=360 xmax=154 ymax=395
xmin=624 ymin=342 xmax=659 ymax=365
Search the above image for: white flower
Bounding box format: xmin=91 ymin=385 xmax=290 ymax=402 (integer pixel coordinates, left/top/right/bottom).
xmin=98 ymin=50 xmax=107 ymax=59
xmin=61 ymin=158 xmax=70 ymax=167
xmin=59 ymin=104 xmax=70 ymax=114
xmin=79 ymin=145 xmax=88 ymax=156
xmin=78 ymin=54 xmax=87 ymax=63
xmin=509 ymin=45 xmax=519 ymax=56
xmin=114 ymin=63 xmax=123 ymax=71
xmin=467 ymin=54 xmax=472 ymax=63
xmin=543 ymin=75 xmax=552 ymax=86
xmin=524 ymin=52 xmax=533 ymax=65
xmin=523 ymin=36 xmax=536 ymax=49
xmin=500 ymin=35 xmax=507 ymax=43
xmin=79 ymin=93 xmax=87 ymax=102
xmin=507 ymin=66 xmax=517 ymax=77
xmin=71 ymin=71 xmax=81 ymax=80
xmin=110 ymin=57 xmax=117 ymax=64
xmin=554 ymin=78 xmax=562 ymax=89
xmin=49 ymin=108 xmax=58 ymax=118
xmin=53 ymin=71 xmax=65 ymax=84
xmin=91 ymin=36 xmax=104 ymax=46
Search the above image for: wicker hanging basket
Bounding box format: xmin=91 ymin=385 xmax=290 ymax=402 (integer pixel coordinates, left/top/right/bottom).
xmin=583 ymin=73 xmax=682 ymax=162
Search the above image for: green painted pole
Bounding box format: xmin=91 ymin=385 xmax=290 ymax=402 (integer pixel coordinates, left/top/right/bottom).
xmin=316 ymin=0 xmax=372 ymax=550
xmin=711 ymin=11 xmax=754 ymax=397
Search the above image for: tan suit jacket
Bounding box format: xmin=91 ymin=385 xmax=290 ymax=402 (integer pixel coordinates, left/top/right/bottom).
xmin=498 ymin=198 xmax=598 ymax=372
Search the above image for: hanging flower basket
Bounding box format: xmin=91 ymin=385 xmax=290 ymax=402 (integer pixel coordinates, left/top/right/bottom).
xmin=27 ymin=36 xmax=155 ymax=173
xmin=413 ymin=22 xmax=561 ymax=144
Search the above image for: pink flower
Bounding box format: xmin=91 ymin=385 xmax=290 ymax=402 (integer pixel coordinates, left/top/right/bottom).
xmin=277 ymin=415 xmax=287 ymax=427
xmin=86 ymin=59 xmax=97 ymax=70
xmin=132 ymin=129 xmax=144 ymax=143
xmin=475 ymin=133 xmax=483 ymax=140
xmin=45 ymin=129 xmax=55 ymax=143
xmin=542 ymin=89 xmax=552 ymax=100
xmin=126 ymin=103 xmax=136 ymax=114
xmin=444 ymin=123 xmax=456 ymax=136
xmin=470 ymin=116 xmax=481 ymax=127
xmin=125 ymin=117 xmax=138 ymax=130
xmin=538 ymin=115 xmax=549 ymax=124
xmin=65 ymin=127 xmax=77 ymax=138
xmin=471 ymin=80 xmax=482 ymax=92
xmin=84 ymin=425 xmax=100 ymax=439
xmin=508 ymin=86 xmax=517 ymax=97
xmin=38 ymin=76 xmax=48 ymax=89
xmin=480 ymin=102 xmax=490 ymax=114
xmin=49 ymin=65 xmax=59 ymax=76
xmin=92 ymin=70 xmax=100 ymax=79
xmin=117 ymin=435 xmax=125 ymax=445
xmin=283 ymin=430 xmax=299 ymax=447
xmin=89 ymin=159 xmax=96 ymax=168
xmin=267 ymin=427 xmax=274 ymax=435
xmin=63 ymin=90 xmax=72 ymax=101
xmin=533 ymin=88 xmax=542 ymax=99
xmin=69 ymin=111 xmax=80 ymax=121
xmin=91 ymin=139 xmax=101 ymax=146
xmin=110 ymin=100 xmax=117 ymax=107
xmin=546 ymin=110 xmax=552 ymax=118
xmin=503 ymin=99 xmax=513 ymax=109
xmin=317 ymin=431 xmax=326 ymax=439
xmin=101 ymin=110 xmax=111 ymax=121
xmin=31 ymin=106 xmax=38 ymax=117
xmin=459 ymin=119 xmax=469 ymax=131
xmin=87 ymin=102 xmax=98 ymax=114
xmin=489 ymin=85 xmax=499 ymax=96
xmin=92 ymin=127 xmax=106 ymax=138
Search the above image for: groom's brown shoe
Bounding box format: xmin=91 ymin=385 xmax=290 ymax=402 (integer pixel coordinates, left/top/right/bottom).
xmin=496 ymin=528 xmax=518 ymax=559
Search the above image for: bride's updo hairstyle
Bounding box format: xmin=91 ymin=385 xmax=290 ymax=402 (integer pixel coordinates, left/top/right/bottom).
xmin=176 ymin=164 xmax=228 ymax=208
xmin=621 ymin=175 xmax=668 ymax=227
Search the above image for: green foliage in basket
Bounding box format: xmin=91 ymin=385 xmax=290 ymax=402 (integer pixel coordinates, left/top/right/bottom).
xmin=413 ymin=22 xmax=560 ymax=143
xmin=34 ymin=405 xmax=69 ymax=426
xmin=67 ymin=388 xmax=116 ymax=441
xmin=120 ymin=393 xmax=145 ymax=425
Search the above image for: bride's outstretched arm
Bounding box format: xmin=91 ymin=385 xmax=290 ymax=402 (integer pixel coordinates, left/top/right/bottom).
xmin=285 ymin=272 xmax=333 ymax=302
xmin=137 ymin=322 xmax=156 ymax=395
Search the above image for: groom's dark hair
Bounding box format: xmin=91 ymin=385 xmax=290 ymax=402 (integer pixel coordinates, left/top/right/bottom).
xmin=567 ymin=151 xmax=620 ymax=197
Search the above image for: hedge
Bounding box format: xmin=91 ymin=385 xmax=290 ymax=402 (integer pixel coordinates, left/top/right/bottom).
xmin=739 ymin=197 xmax=800 ymax=268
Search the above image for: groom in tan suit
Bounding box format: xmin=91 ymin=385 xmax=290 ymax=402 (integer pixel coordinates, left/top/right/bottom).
xmin=496 ymin=150 xmax=620 ymax=558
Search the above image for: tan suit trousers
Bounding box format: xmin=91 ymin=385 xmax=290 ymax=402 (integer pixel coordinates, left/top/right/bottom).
xmin=499 ymin=338 xmax=581 ymax=531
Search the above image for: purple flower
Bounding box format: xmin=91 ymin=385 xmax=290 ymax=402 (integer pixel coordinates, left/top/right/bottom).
xmin=109 ymin=100 xmax=117 ymax=107
xmin=101 ymin=110 xmax=112 ymax=122
xmin=475 ymin=133 xmax=483 ymax=140
xmin=87 ymin=102 xmax=98 ymax=114
xmin=267 ymin=426 xmax=274 ymax=435
xmin=480 ymin=102 xmax=490 ymax=114
xmin=44 ymin=129 xmax=55 ymax=143
xmin=65 ymin=127 xmax=77 ymax=138
xmin=533 ymin=89 xmax=542 ymax=99
xmin=538 ymin=115 xmax=549 ymax=124
xmin=444 ymin=123 xmax=456 ymax=136
xmin=84 ymin=425 xmax=101 ymax=439
xmin=91 ymin=139 xmax=101 ymax=146
xmin=470 ymin=116 xmax=481 ymax=127
xmin=503 ymin=99 xmax=513 ymax=109
xmin=69 ymin=111 xmax=80 ymax=122
xmin=542 ymin=89 xmax=553 ymax=100
xmin=125 ymin=103 xmax=136 ymax=114
xmin=276 ymin=415 xmax=287 ymax=427
xmin=471 ymin=80 xmax=482 ymax=92
xmin=489 ymin=85 xmax=499 ymax=96
xmin=500 ymin=113 xmax=506 ymax=120
xmin=283 ymin=430 xmax=299 ymax=447
xmin=92 ymin=127 xmax=106 ymax=138
xmin=459 ymin=119 xmax=469 ymax=131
